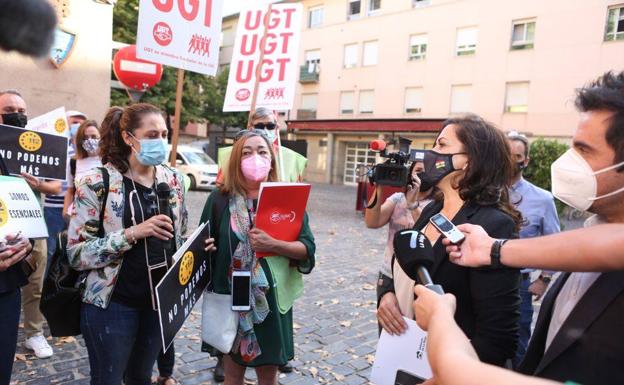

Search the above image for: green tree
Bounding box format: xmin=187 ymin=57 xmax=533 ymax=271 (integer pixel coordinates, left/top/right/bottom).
xmin=111 ymin=0 xmax=247 ymax=129
xmin=524 ymin=138 xmax=569 ymax=215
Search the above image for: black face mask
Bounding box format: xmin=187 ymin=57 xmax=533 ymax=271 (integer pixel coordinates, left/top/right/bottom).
xmin=516 ymin=161 xmax=526 ymax=174
xmin=417 ymin=150 xmax=465 ymax=192
xmin=1 ymin=112 xmax=27 ymax=128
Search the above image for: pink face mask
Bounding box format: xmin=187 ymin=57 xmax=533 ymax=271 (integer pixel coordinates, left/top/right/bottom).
xmin=241 ymin=154 xmax=271 ymax=182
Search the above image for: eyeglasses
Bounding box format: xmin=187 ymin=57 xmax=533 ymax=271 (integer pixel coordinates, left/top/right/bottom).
xmin=253 ymin=122 xmax=277 ymax=130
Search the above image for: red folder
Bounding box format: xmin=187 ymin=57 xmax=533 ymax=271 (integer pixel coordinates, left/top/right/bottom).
xmin=254 ymin=182 xmax=311 ymax=258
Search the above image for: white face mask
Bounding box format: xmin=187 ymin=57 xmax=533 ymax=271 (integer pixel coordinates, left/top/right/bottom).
xmin=551 ymin=149 xmax=624 ymax=212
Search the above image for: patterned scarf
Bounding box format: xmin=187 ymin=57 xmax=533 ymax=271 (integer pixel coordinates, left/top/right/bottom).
xmin=228 ymin=193 xmax=270 ymax=362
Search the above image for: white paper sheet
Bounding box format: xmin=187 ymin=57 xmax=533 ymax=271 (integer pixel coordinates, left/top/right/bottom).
xmin=371 ymin=317 xmax=433 ymax=385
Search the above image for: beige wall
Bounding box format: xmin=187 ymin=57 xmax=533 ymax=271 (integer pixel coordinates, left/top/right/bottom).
xmin=0 ymin=1 xmax=113 ymax=121
xmin=290 ymin=0 xmax=624 ymax=138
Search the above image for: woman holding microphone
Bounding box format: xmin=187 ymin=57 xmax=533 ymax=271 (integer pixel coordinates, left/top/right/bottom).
xmin=67 ymin=104 xmax=188 ymax=385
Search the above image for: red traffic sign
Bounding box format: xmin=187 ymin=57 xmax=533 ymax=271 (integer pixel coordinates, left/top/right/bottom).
xmin=113 ymin=45 xmax=163 ymax=91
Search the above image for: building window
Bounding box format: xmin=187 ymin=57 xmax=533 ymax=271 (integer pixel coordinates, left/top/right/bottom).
xmin=308 ymin=6 xmax=324 ymax=28
xmin=340 ymin=91 xmax=355 ymax=114
xmin=505 ymin=82 xmax=529 ymax=113
xmin=220 ymin=27 xmax=235 ymax=47
xmin=450 ymin=85 xmax=472 ymax=113
xmin=348 ymin=0 xmax=361 ymax=20
xmin=298 ymin=93 xmax=318 ymax=119
xmin=412 ymin=0 xmax=431 ymax=7
xmin=362 ymin=41 xmax=378 ymax=66
xmin=409 ymin=34 xmax=427 ymax=60
xmin=359 ymin=90 xmax=374 ymax=114
xmin=344 ymin=43 xmax=358 ymax=68
xmin=605 ymin=5 xmax=624 ymax=41
xmin=404 ymin=88 xmax=423 ymax=113
xmin=456 ymin=27 xmax=478 ymax=56
xmin=305 ymin=50 xmax=321 ymax=73
xmin=511 ymin=20 xmax=536 ymax=50
xmin=368 ymin=0 xmax=381 ymax=14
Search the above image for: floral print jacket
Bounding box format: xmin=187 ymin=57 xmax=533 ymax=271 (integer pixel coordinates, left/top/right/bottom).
xmin=67 ymin=163 xmax=188 ymax=309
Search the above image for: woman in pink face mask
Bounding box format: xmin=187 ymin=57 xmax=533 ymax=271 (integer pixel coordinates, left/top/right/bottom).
xmin=199 ymin=131 xmax=316 ymax=385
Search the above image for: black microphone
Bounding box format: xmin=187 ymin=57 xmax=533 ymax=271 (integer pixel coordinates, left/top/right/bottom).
xmin=393 ymin=229 xmax=444 ymax=295
xmin=0 ymin=0 xmax=57 ymax=57
xmin=156 ymin=182 xmax=174 ymax=251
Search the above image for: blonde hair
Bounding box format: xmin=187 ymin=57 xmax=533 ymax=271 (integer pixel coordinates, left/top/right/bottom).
xmin=221 ymin=131 xmax=278 ymax=195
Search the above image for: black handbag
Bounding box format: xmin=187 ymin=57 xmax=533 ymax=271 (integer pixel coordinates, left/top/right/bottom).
xmin=40 ymin=167 xmax=109 ymax=337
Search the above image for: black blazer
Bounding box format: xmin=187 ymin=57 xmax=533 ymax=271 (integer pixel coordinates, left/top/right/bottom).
xmin=391 ymin=200 xmax=521 ymax=366
xmin=518 ymin=271 xmax=624 ymax=384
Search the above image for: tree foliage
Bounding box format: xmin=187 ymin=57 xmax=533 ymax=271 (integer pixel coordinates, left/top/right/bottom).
xmin=111 ymin=0 xmax=247 ymax=129
xmin=524 ymin=138 xmax=569 ymax=215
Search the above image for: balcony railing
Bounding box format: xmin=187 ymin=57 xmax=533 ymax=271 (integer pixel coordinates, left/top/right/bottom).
xmin=297 ymin=109 xmax=317 ymax=120
xmin=299 ymin=64 xmax=320 ymax=83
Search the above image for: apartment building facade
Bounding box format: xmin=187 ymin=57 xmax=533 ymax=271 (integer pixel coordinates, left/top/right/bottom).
xmin=220 ymin=0 xmax=624 ymax=184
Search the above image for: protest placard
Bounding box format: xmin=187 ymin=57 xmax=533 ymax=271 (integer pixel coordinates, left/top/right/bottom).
xmin=223 ymin=3 xmax=303 ymax=111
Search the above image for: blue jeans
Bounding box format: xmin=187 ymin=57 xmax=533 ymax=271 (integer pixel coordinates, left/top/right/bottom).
xmin=44 ymin=206 xmax=65 ymax=264
xmin=514 ymin=277 xmax=533 ymax=368
xmin=81 ymin=301 xmax=163 ymax=385
xmin=0 ymin=289 xmax=21 ymax=385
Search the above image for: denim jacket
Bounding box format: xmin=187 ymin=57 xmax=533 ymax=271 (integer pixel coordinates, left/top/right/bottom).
xmin=67 ymin=163 xmax=188 ymax=309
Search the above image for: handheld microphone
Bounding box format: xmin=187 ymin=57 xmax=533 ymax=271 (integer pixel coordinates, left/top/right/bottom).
xmin=393 ymin=229 xmax=444 ymax=295
xmin=156 ymin=182 xmax=173 ymax=251
xmin=0 ymin=0 xmax=57 ymax=57
xmin=370 ymin=139 xmax=387 ymax=152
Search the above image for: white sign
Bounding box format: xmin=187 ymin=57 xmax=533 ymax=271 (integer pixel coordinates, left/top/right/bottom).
xmin=371 ymin=317 xmax=433 ymax=385
xmin=0 ymin=176 xmax=48 ymax=239
xmin=25 ymin=107 xmax=69 ymax=137
xmin=136 ymin=0 xmax=224 ymax=76
xmin=223 ymin=3 xmax=303 ymax=112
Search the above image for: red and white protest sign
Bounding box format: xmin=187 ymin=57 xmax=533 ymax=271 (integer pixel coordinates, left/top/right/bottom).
xmin=136 ymin=0 xmax=223 ymax=76
xmin=223 ymin=3 xmax=303 ymax=112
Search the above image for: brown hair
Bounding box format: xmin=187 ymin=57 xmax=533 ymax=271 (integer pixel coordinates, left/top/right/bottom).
xmin=99 ymin=103 xmax=163 ymax=173
xmin=221 ymin=131 xmax=278 ymax=196
xmin=441 ymin=115 xmax=523 ymax=231
xmin=74 ymin=119 xmax=99 ymax=159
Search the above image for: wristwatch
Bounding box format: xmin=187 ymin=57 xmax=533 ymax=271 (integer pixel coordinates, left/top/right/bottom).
xmin=539 ymin=274 xmax=552 ymax=284
xmin=489 ymin=239 xmax=509 ymax=268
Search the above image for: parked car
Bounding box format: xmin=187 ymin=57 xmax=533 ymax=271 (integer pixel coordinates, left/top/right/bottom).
xmin=168 ymin=145 xmax=218 ymax=190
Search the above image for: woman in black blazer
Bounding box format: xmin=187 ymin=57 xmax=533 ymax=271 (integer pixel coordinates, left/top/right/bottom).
xmin=377 ymin=115 xmax=522 ymax=366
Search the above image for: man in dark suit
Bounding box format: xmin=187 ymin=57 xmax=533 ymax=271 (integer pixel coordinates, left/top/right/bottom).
xmin=517 ymin=71 xmax=624 ymax=385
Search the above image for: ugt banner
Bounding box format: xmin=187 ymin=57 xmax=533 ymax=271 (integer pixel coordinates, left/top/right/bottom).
xmin=0 ymin=124 xmax=69 ymax=180
xmin=223 ymin=3 xmax=303 ymax=112
xmin=136 ymin=0 xmax=224 ymax=76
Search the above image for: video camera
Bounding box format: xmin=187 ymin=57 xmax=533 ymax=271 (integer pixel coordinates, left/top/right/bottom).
xmin=367 ymin=137 xmax=425 ymax=187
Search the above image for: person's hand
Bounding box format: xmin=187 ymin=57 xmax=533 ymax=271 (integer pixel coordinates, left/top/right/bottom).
xmin=130 ymin=215 xmax=173 ymax=241
xmin=204 ymin=237 xmax=217 ymax=252
xmin=0 ymin=234 xmax=32 ymax=272
xmin=413 ymin=285 xmax=456 ymax=331
xmin=442 ymin=224 xmax=494 ymax=267
xmin=248 ymin=228 xmax=276 ymax=252
xmin=20 ymin=172 xmax=42 ymax=191
xmin=377 ymin=292 xmax=408 ymax=335
xmin=406 ymin=173 xmax=422 ymax=203
xmin=529 ymin=278 xmax=549 ymax=300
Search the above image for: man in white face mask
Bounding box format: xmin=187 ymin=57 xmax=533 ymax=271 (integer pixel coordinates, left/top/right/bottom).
xmin=516 ymin=71 xmax=624 ymax=385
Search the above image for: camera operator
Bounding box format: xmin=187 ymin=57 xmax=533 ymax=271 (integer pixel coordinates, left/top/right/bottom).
xmin=67 ymin=104 xmax=188 ymax=385
xmin=365 ymin=160 xmax=432 ymax=328
xmin=377 ymin=115 xmax=522 ymax=367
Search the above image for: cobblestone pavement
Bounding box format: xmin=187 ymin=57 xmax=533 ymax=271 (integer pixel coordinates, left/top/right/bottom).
xmin=12 ymin=183 xmax=386 ymax=385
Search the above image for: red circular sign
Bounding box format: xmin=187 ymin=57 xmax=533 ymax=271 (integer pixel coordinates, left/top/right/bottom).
xmin=153 ymin=22 xmax=173 ymax=46
xmin=113 ymin=45 xmax=163 ymax=91
xmin=236 ymin=89 xmax=251 ymax=101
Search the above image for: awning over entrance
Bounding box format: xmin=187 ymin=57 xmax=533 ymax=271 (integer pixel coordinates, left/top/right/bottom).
xmin=286 ymin=118 xmax=445 ymax=133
